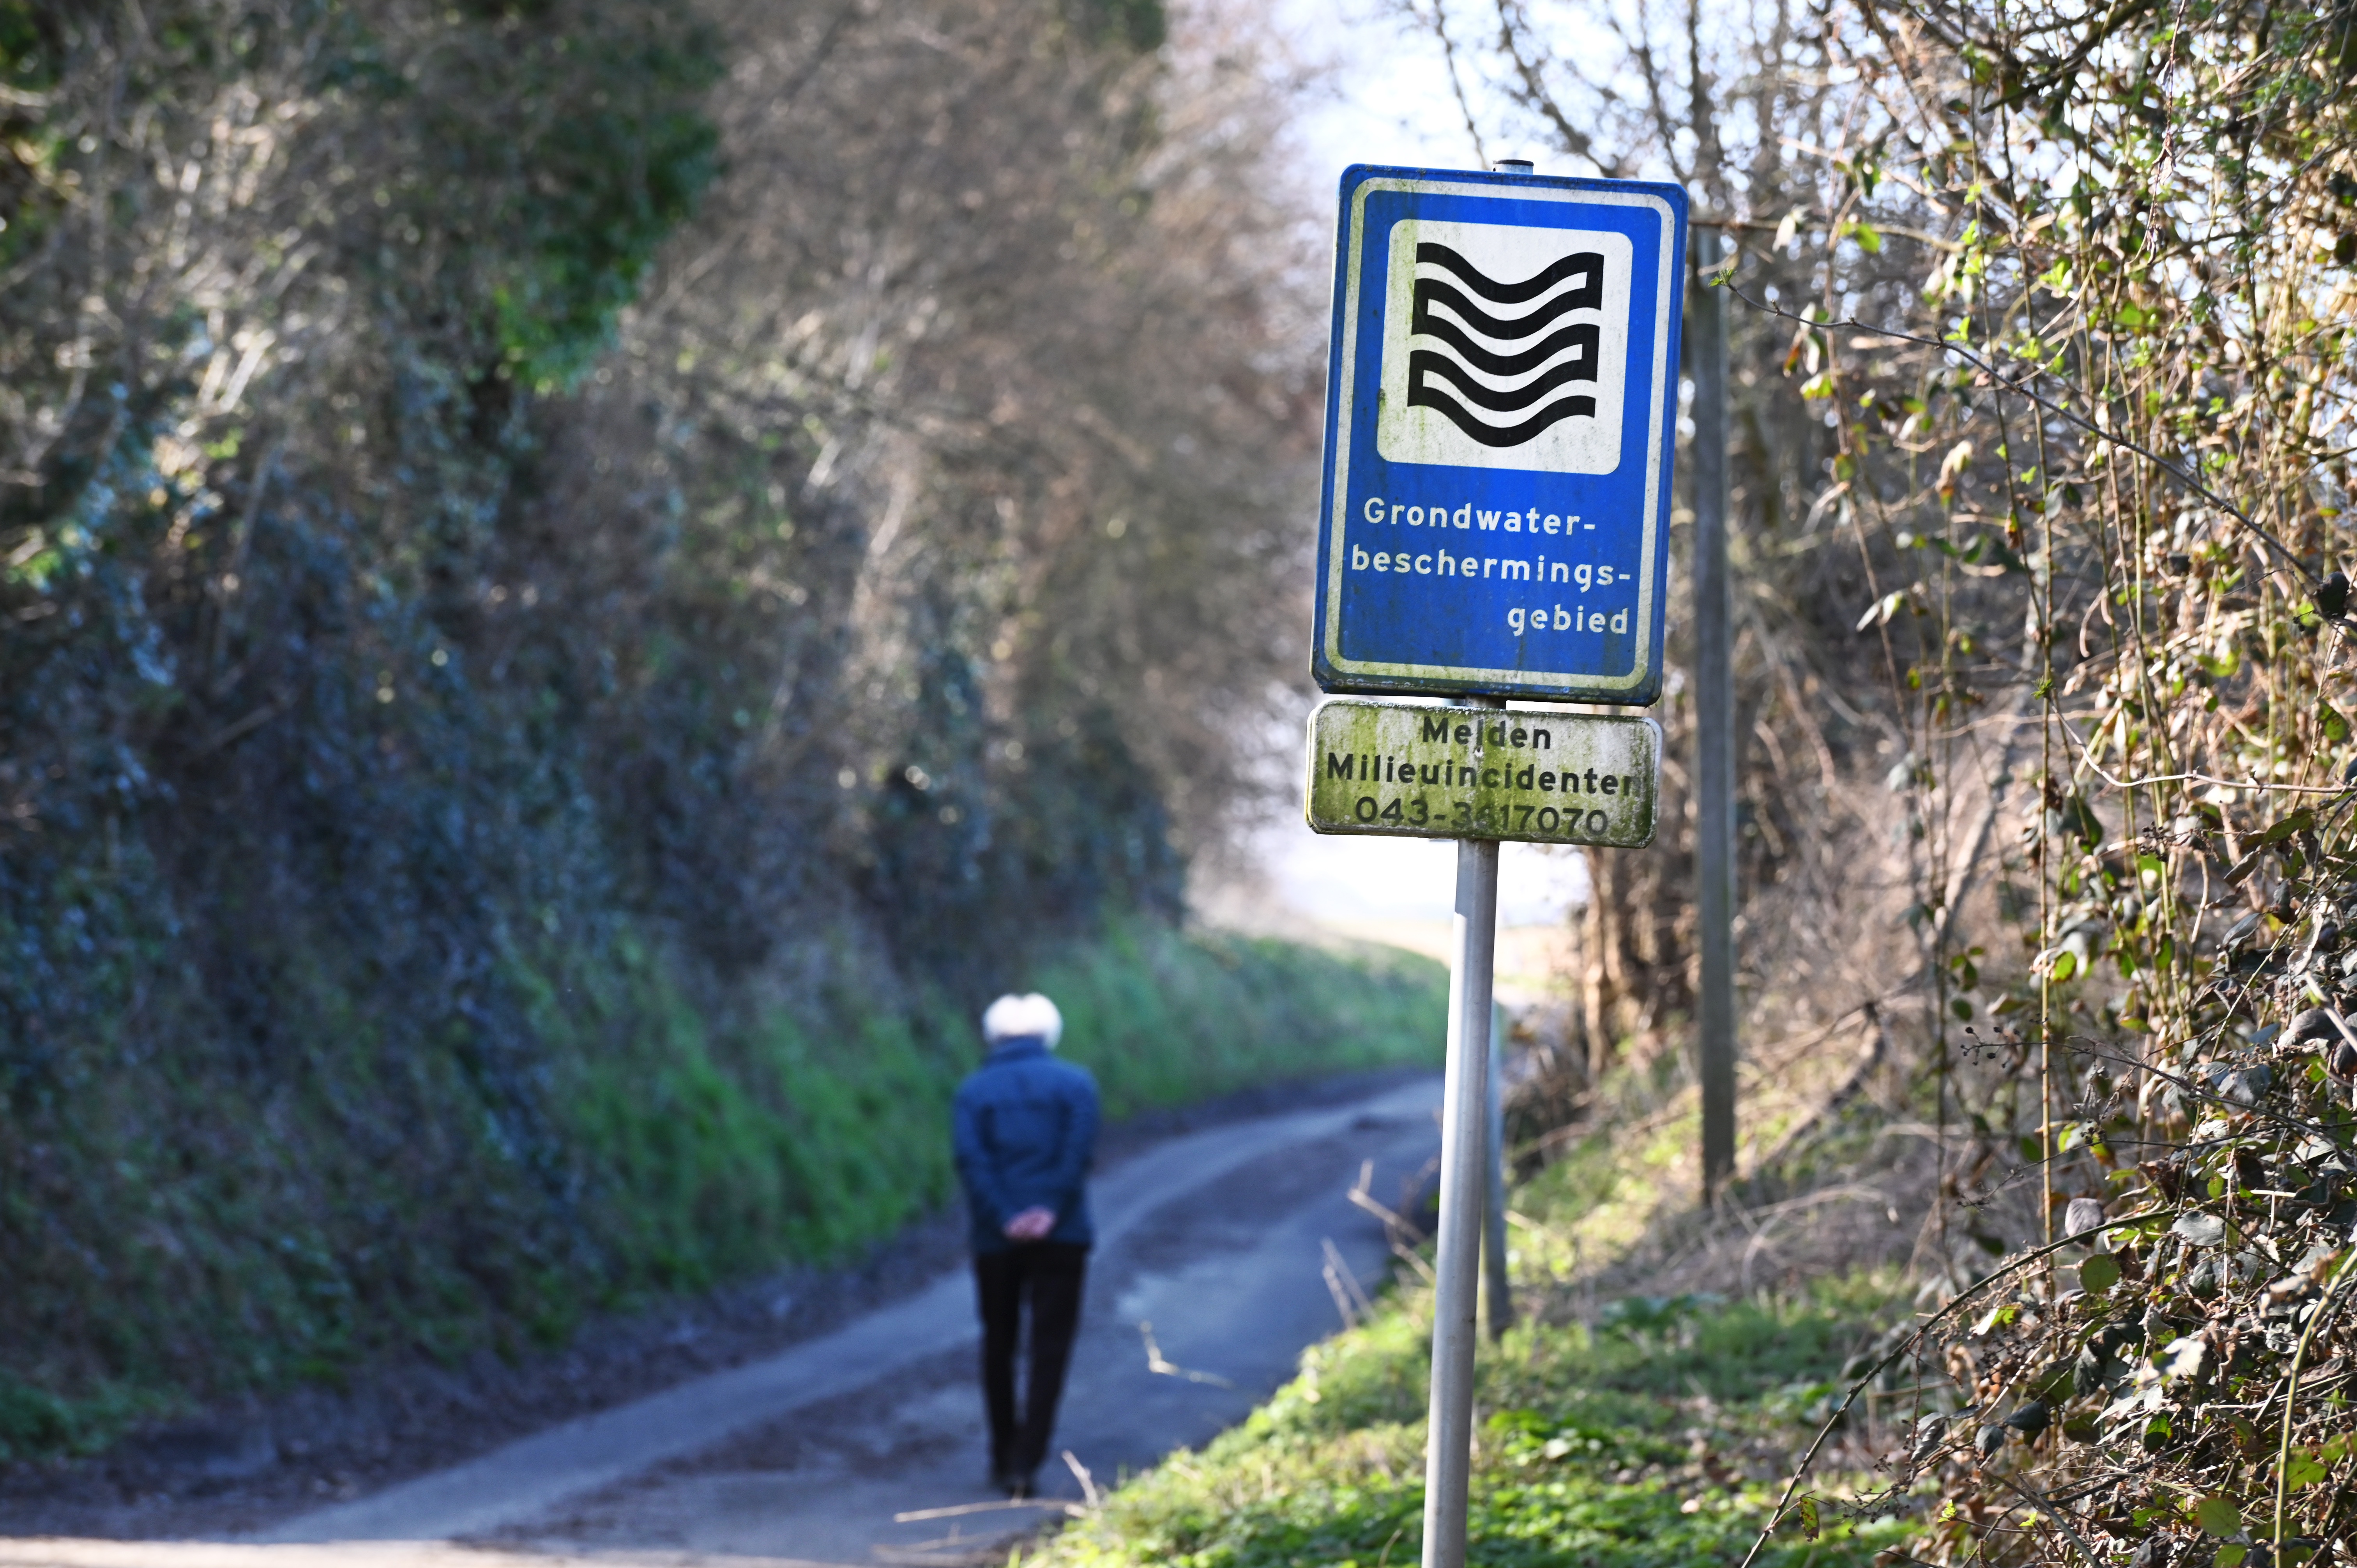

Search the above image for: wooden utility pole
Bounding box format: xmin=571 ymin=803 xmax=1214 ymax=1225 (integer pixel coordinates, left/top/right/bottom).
xmin=1692 ymin=227 xmax=1737 ymax=1206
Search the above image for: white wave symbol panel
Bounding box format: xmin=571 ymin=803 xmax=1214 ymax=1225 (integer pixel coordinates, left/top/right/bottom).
xmin=1376 ymin=221 xmax=1633 ymax=474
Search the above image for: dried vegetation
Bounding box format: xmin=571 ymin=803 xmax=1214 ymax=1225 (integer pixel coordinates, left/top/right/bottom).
xmin=1416 ymin=0 xmax=2357 ymax=1557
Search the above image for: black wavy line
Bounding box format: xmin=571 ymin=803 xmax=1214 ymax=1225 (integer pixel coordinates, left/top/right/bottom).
xmin=1408 ymin=374 xmax=1595 ymax=447
xmin=1407 ymin=349 xmax=1598 ymax=415
xmin=1415 ymin=243 xmax=1604 ymax=308
xmin=1410 ymin=305 xmax=1597 ymax=378
xmin=1412 ymin=277 xmax=1601 ymax=343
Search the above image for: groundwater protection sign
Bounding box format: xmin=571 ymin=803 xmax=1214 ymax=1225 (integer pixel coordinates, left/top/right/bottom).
xmin=1311 ymin=165 xmax=1689 ymax=704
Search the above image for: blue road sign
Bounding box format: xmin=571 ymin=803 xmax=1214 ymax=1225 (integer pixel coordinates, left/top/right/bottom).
xmin=1311 ymin=165 xmax=1688 ymax=704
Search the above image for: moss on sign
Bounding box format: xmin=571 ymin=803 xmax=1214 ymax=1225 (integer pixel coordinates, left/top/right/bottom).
xmin=1304 ymin=699 xmax=1658 ymax=846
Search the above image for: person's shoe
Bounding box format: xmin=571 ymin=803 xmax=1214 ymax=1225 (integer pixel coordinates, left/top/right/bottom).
xmin=990 ymin=1466 xmax=1021 ymax=1496
xmin=1006 ymin=1469 xmax=1036 ymax=1500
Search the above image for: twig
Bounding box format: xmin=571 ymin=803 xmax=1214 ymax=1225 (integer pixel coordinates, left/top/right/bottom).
xmin=1137 ymin=1320 xmax=1233 ymax=1388
xmin=2055 ymin=709 xmax=2356 ymax=796
xmin=2273 ymin=1245 xmax=2357 ymax=1547
xmin=1322 ymin=1251 xmax=1362 ymax=1329
xmin=1348 ymin=1164 xmax=1414 ymax=1233
xmin=1390 ymin=1235 xmax=1437 ymax=1284
xmin=1734 ymin=1206 xmax=2179 ymax=1568
xmin=1324 ymin=1237 xmax=1378 ymax=1319
xmin=1982 ymin=1469 xmax=2108 ymax=1568
xmin=187 ymin=694 xmax=290 ymax=759
xmin=1062 ymin=1448 xmax=1101 ymax=1510
xmin=891 ymin=1498 xmax=1075 ymax=1522
xmin=1718 ymin=275 xmax=2315 ymax=583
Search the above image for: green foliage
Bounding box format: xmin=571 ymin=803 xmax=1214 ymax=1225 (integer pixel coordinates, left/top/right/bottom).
xmin=0 ymin=0 xmax=1321 ymax=1466
xmin=0 ymin=1372 xmax=168 ymax=1462
xmin=1036 ymin=1280 xmax=1915 ymax=1568
xmin=395 ymin=7 xmax=723 ymax=388
xmin=1068 ymin=0 xmax=1168 ymax=51
xmin=1729 ymin=0 xmax=2357 ymax=1552
xmin=549 ymin=945 xmax=969 ymax=1285
xmin=1435 ymin=0 xmax=2357 ymax=1550
xmin=0 ymin=5 xmax=65 ymax=275
xmin=558 ymin=923 xmax=1446 ymax=1291
xmin=0 ymin=1376 xmax=72 ymax=1459
xmin=1042 ymin=928 xmax=1448 ymax=1121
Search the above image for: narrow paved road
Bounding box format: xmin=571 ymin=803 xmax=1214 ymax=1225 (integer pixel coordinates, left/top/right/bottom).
xmin=4 ymin=1077 xmax=1440 ymax=1568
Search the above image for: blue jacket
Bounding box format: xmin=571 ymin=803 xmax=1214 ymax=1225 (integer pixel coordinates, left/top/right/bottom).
xmin=952 ymin=1038 xmax=1099 ymax=1252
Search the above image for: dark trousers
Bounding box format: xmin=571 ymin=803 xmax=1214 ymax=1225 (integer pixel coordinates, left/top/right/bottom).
xmin=973 ymin=1242 xmax=1088 ymax=1478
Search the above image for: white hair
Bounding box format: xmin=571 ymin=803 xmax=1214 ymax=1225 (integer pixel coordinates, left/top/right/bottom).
xmin=981 ymin=992 xmax=1063 ymax=1049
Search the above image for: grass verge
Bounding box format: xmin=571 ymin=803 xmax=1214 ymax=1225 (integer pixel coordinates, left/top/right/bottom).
xmin=561 ymin=920 xmax=1449 ymax=1292
xmin=1035 ymin=1278 xmax=1917 ymax=1568
xmin=1027 ymin=1016 xmax=1928 ymax=1568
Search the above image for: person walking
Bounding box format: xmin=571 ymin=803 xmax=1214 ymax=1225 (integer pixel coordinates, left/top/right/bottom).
xmin=952 ymin=992 xmax=1099 ymax=1499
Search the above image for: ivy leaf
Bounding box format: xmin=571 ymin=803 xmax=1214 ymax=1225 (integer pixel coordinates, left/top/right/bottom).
xmin=2249 ymin=809 xmax=2316 ymax=849
xmin=2279 ymin=1447 xmax=2329 ymax=1488
xmin=2195 ymin=1496 xmax=2243 ymax=1537
xmin=2173 ymin=1212 xmax=2227 ymax=1247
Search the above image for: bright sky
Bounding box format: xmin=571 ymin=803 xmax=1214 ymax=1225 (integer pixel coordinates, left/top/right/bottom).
xmin=1217 ymin=0 xmax=1595 ymax=931
xmin=1263 ymin=0 xmax=1584 ymax=181
xmin=1272 ymin=0 xmax=1475 ymax=176
xmin=1266 ymin=824 xmax=1594 ymax=927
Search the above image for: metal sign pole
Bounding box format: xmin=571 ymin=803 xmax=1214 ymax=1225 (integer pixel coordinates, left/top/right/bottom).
xmin=1691 ymin=227 xmax=1737 ymax=1206
xmin=1422 ymin=696 xmax=1503 ymax=1568
xmin=1482 ymin=1016 xmax=1514 ymax=1340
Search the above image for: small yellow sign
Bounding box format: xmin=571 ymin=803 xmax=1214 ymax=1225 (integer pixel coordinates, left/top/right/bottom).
xmin=1304 ymin=697 xmax=1659 ymax=846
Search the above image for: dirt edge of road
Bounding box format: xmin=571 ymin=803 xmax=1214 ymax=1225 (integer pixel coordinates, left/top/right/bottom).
xmin=0 ymin=1065 xmax=1436 ymax=1542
